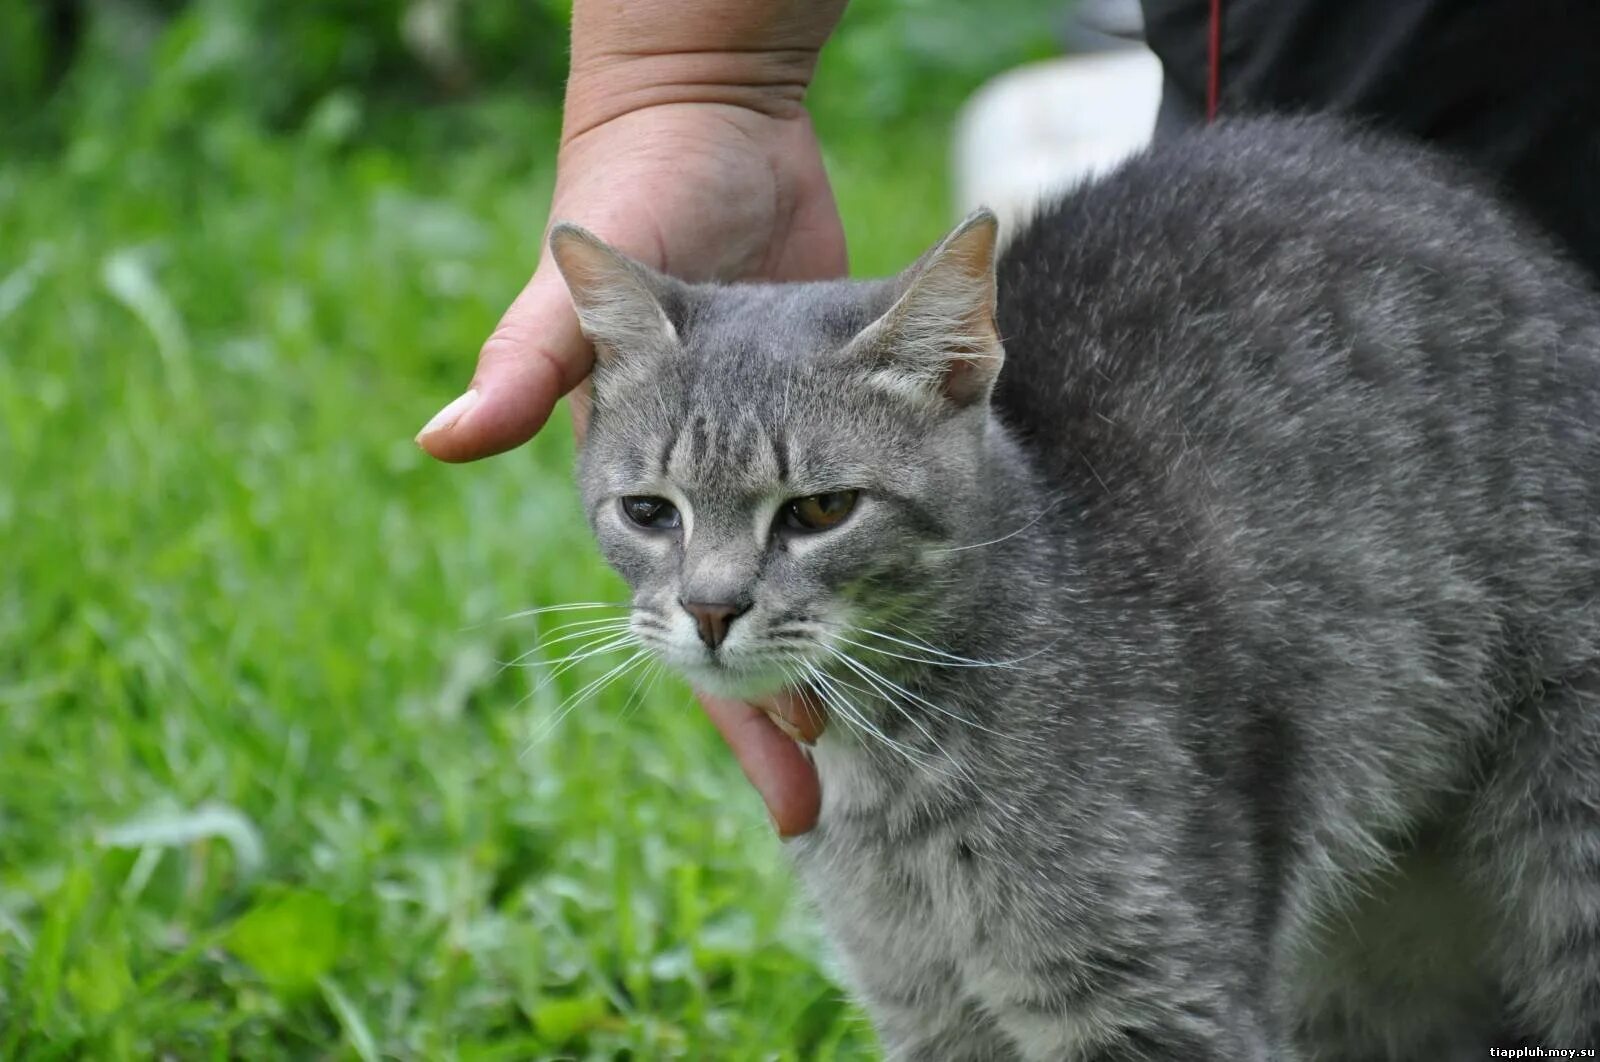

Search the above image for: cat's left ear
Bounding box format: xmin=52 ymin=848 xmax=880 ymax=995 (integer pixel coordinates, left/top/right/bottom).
xmin=548 ymin=223 xmax=679 ymax=366
xmin=844 ymin=208 xmax=1002 ymax=408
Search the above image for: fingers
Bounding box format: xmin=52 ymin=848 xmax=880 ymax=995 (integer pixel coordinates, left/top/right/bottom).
xmin=415 ymin=268 xmax=591 ymax=461
xmin=417 ymin=105 xmax=847 ymax=463
xmin=750 ymin=686 xmax=828 ymax=744
xmin=699 ymin=692 xmax=823 ymax=837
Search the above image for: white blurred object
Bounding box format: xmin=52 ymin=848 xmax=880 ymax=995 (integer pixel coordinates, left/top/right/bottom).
xmin=953 ymin=48 xmax=1163 ymax=236
xmin=1077 ymin=0 xmax=1146 ymax=40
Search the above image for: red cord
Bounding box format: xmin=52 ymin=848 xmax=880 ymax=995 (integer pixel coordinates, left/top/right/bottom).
xmin=1206 ymin=0 xmax=1222 ymax=122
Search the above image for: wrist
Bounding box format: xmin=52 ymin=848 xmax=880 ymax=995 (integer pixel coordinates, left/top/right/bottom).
xmin=563 ymin=0 xmax=845 ymax=140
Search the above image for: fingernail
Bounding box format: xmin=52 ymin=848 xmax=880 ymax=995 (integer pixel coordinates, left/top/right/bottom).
xmin=773 ymin=811 xmax=804 ymax=841
xmin=416 ymin=389 xmax=480 ymax=441
xmin=767 ymin=711 xmax=813 ymax=747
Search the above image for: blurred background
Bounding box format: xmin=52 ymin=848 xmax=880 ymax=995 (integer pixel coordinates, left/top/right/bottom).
xmin=0 ymin=0 xmax=1080 ymax=1055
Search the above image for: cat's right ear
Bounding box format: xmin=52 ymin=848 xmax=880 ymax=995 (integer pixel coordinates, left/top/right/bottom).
xmin=548 ymin=223 xmax=678 ymax=366
xmin=840 ymin=208 xmax=1003 ymax=410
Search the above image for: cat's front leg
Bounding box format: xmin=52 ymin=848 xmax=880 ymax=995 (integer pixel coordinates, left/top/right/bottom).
xmin=1466 ymin=665 xmax=1600 ymax=1045
xmin=864 ymin=981 xmax=1022 ymax=1062
xmin=831 ymin=950 xmax=1020 ymax=1060
xmin=987 ymin=999 xmax=1281 ymax=1062
xmin=807 ymin=884 xmax=1019 ymax=1058
xmin=970 ymin=951 xmax=1287 ymax=1062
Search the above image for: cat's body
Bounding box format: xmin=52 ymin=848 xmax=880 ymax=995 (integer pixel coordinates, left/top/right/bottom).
xmin=553 ymin=117 xmax=1600 ymax=1060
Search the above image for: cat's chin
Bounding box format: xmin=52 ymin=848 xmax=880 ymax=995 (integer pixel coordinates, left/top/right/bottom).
xmin=672 ymin=660 xmax=795 ymax=703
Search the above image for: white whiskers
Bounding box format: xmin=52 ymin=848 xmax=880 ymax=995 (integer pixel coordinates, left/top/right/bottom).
xmin=827 ymin=646 xmax=1002 ymax=738
xmin=796 ymin=658 xmax=935 ymax=770
xmin=925 ymin=494 xmax=1066 ymax=555
xmin=492 ymin=601 xmax=661 ymax=750
xmin=528 ymin=647 xmax=654 ymax=745
xmin=846 ymin=623 xmax=1047 ymax=671
xmin=495 ymin=601 xmax=633 ymax=623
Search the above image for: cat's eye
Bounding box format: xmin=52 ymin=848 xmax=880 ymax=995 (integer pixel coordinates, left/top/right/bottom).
xmin=780 ymin=490 xmax=859 ymax=533
xmin=620 ymin=495 xmax=681 ymax=530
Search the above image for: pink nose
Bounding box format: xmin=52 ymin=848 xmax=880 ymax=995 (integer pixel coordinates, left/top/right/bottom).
xmin=680 ymin=600 xmax=748 ymax=649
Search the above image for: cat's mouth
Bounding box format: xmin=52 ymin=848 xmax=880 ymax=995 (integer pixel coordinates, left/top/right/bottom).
xmin=630 ymin=605 xmax=818 ymax=700
xmin=668 ymin=652 xmax=797 ymax=702
xmin=638 ymin=635 xmax=799 ymax=701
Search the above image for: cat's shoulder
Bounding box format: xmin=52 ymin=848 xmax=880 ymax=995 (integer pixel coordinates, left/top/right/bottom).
xmin=999 ymin=114 xmax=1500 ymax=276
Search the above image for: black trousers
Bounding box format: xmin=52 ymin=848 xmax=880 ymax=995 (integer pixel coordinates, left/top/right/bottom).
xmin=1139 ymin=0 xmax=1600 ymax=280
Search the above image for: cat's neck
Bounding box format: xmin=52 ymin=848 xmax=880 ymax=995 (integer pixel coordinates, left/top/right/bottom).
xmin=904 ymin=417 xmax=1062 ymax=670
xmin=814 ymin=420 xmax=1059 ymax=773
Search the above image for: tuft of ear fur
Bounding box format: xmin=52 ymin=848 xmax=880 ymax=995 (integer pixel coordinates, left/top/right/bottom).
xmin=845 ymin=208 xmax=1003 ymax=408
xmin=548 ymin=223 xmax=678 ymax=364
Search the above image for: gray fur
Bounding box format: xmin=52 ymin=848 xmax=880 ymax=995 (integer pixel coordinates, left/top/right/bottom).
xmin=557 ymin=115 xmax=1600 ymax=1060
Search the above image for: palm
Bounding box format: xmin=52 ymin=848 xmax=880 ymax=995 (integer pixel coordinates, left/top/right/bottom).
xmin=550 ymin=103 xmax=847 ymax=287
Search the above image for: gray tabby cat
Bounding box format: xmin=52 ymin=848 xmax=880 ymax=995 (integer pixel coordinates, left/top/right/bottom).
xmin=548 ymin=116 xmax=1600 ymax=1060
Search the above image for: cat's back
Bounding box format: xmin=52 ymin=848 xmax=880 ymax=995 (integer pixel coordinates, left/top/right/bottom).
xmin=994 ymin=115 xmax=1600 ymax=473
xmin=991 ymin=114 xmax=1600 ymax=665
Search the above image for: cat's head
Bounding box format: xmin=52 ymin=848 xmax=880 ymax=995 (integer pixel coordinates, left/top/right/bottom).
xmin=551 ymin=211 xmax=1004 ymax=700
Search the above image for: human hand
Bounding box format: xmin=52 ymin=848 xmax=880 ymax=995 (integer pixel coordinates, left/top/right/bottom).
xmin=700 ymin=688 xmax=829 ymax=838
xmin=414 ymin=101 xmax=846 ymax=454
xmin=416 ymin=15 xmax=847 ymax=834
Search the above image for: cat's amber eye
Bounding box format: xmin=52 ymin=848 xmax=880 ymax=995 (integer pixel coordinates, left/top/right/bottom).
xmin=780 ymin=490 xmax=859 ymax=533
xmin=621 ymin=495 xmax=681 ymax=530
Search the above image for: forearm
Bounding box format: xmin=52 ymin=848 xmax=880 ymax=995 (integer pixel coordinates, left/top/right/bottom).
xmin=564 ymin=0 xmax=849 ymax=138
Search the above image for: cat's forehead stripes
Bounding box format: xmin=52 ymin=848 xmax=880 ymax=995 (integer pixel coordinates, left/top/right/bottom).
xmin=664 ymin=406 xmax=788 ymax=499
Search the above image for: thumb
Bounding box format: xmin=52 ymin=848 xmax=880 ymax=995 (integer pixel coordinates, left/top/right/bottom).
xmin=416 ymin=264 xmax=592 ymax=462
xmin=699 ymin=692 xmax=823 ymax=838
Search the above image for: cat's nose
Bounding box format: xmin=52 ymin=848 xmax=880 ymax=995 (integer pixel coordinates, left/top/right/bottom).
xmin=680 ymin=599 xmax=749 ymax=650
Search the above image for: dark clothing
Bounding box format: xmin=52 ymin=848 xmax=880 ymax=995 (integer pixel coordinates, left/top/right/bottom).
xmin=1139 ymin=0 xmax=1600 ymax=279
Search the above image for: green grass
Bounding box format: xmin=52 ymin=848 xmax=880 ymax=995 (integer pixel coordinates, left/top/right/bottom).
xmin=0 ymin=79 xmax=967 ymax=1056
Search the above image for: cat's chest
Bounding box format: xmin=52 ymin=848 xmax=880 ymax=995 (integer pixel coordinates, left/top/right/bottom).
xmin=791 ymin=736 xmax=1006 ymax=986
xmin=794 ymin=735 xmax=1131 ymax=1060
